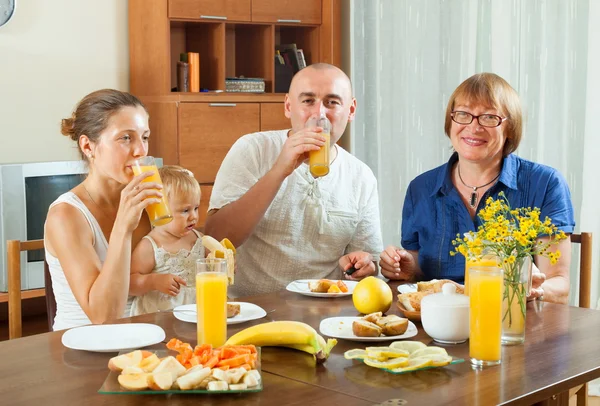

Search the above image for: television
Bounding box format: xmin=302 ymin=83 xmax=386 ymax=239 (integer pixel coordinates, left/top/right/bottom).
xmin=0 ymin=159 xmax=163 ymax=292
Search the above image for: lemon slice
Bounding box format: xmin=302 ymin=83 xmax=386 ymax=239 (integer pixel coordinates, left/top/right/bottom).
xmin=388 ymin=356 xmax=433 ymax=373
xmin=220 ymin=238 xmax=236 ymax=254
xmin=364 ymin=356 xmax=409 ymax=370
xmin=428 ymin=354 xmax=453 ymax=367
xmin=389 ymin=341 xmax=428 ymax=355
xmin=365 ymin=347 xmax=409 ymax=359
xmin=409 ymin=347 xmax=447 ymax=359
xmin=344 ymin=349 xmax=367 ymax=360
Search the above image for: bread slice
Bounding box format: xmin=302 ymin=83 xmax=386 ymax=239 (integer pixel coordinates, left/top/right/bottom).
xmin=308 ymin=279 xmax=334 ymax=293
xmin=398 ymin=291 xmax=431 ymax=312
xmin=417 ymin=279 xmax=464 ymax=294
xmin=227 ymin=303 xmax=241 ymax=318
xmin=352 ymin=319 xmax=383 ymax=337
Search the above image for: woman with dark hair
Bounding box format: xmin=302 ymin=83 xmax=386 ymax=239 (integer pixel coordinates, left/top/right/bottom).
xmin=380 ymin=73 xmax=575 ymax=304
xmin=44 ymin=89 xmax=163 ymax=329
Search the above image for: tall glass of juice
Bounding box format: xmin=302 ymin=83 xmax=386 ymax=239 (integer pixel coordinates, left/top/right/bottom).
xmin=464 ymin=254 xmax=498 ymax=295
xmin=308 ymin=114 xmax=331 ymax=178
xmin=132 ymin=156 xmax=173 ymax=226
xmin=196 ymin=258 xmax=228 ymax=347
xmin=469 ymin=265 xmax=503 ymax=367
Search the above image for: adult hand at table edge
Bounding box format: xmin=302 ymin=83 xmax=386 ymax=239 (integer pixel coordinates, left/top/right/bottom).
xmin=379 ymin=246 xmax=417 ymax=281
xmin=339 ymin=251 xmax=376 ymax=280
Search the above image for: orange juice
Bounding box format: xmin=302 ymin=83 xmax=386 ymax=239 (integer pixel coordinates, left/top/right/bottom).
xmin=196 ymin=265 xmax=228 ymax=347
xmin=132 ymin=163 xmax=173 ymax=226
xmin=469 ymin=266 xmax=503 ymax=366
xmin=309 ymin=131 xmax=330 ymax=178
xmin=464 ymin=255 xmax=498 ymax=295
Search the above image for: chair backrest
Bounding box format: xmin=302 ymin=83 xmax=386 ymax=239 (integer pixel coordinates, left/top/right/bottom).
xmin=7 ymin=239 xmax=44 ymax=339
xmin=44 ymin=260 xmax=56 ymax=332
xmin=571 ymin=232 xmax=592 ymax=308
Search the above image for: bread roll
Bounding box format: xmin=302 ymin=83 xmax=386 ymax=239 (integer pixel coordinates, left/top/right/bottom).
xmin=398 ymin=291 xmax=431 ymax=312
xmin=362 ymin=312 xmax=383 ymax=324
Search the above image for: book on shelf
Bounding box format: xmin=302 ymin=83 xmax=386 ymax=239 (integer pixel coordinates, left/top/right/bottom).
xmin=275 ymin=43 xmax=303 ymax=73
xmin=296 ymin=49 xmax=306 ymax=70
xmin=225 ymin=77 xmax=265 ymax=93
xmin=177 ymin=61 xmax=190 ymax=92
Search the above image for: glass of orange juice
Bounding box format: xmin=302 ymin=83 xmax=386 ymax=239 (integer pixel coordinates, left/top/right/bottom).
xmin=469 ymin=265 xmax=503 ymax=367
xmin=196 ymin=258 xmax=228 ymax=347
xmin=308 ymin=114 xmax=331 ymax=178
xmin=464 ymin=254 xmax=498 ymax=295
xmin=132 ymin=156 xmax=173 ymax=226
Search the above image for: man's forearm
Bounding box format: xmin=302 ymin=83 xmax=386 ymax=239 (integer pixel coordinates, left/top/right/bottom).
xmin=205 ymin=168 xmax=287 ymax=247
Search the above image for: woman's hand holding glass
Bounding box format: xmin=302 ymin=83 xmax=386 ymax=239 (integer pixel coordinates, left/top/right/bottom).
xmin=114 ymin=171 xmax=163 ymax=233
xmin=379 ymin=245 xmax=418 ymax=280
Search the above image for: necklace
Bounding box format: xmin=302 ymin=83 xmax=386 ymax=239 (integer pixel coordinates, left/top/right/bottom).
xmin=457 ymin=163 xmax=501 ymax=209
xmin=82 ymin=183 xmax=116 ymax=220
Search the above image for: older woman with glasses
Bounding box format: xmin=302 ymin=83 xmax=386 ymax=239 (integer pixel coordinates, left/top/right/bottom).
xmin=380 ymin=72 xmax=575 ymax=304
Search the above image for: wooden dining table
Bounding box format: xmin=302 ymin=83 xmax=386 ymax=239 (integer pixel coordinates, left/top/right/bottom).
xmin=1 ymin=281 xmax=600 ymax=406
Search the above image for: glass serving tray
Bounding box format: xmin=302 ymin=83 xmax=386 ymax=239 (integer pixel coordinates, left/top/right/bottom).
xmin=99 ymin=349 xmax=263 ymax=394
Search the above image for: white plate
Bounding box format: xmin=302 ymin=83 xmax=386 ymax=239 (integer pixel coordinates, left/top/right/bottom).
xmin=173 ymin=302 xmax=268 ymax=325
xmin=61 ymin=323 xmax=166 ymax=353
xmin=319 ymin=316 xmax=418 ymax=342
xmin=285 ymin=280 xmax=358 ymax=297
xmin=397 ymin=283 xmax=417 ymax=294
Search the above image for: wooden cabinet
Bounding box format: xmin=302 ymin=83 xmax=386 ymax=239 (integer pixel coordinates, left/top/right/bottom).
xmin=130 ymin=0 xmax=340 ymax=228
xmin=252 ymin=0 xmax=322 ymax=24
xmin=179 ymin=102 xmax=260 ymax=183
xmin=199 ymin=185 xmax=213 ymax=228
xmin=168 ymin=0 xmax=251 ymax=21
xmin=260 ymin=103 xmax=289 ymax=131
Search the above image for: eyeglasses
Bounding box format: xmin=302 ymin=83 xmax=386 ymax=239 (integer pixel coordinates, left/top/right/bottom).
xmin=450 ymin=111 xmax=507 ymax=128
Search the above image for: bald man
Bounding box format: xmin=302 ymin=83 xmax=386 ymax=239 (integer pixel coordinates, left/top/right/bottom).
xmin=205 ymin=63 xmax=383 ymax=297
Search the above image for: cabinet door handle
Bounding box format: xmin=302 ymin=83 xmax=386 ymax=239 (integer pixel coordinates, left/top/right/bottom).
xmin=277 ymin=19 xmax=301 ymax=23
xmin=200 ymin=15 xmax=227 ymax=20
xmin=209 ymin=103 xmax=237 ymax=107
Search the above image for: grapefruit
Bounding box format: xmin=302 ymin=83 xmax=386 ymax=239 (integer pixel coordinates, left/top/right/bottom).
xmin=352 ymin=276 xmax=393 ymax=314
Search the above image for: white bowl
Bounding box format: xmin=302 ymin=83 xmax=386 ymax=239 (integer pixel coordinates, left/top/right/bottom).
xmin=421 ymin=283 xmax=469 ymax=344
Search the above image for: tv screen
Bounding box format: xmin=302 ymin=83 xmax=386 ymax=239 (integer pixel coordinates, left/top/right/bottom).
xmin=25 ymin=174 xmax=86 ymax=262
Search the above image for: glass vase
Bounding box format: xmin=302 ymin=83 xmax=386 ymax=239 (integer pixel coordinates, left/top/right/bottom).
xmin=501 ymin=255 xmax=532 ymax=345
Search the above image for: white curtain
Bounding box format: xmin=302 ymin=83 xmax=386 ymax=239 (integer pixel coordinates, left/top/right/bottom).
xmin=349 ymin=0 xmax=600 ymax=308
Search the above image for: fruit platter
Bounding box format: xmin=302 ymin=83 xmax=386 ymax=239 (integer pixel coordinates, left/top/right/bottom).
xmin=99 ymin=338 xmax=262 ymax=394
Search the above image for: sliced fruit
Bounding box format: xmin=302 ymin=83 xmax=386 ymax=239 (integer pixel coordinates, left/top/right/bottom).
xmin=108 ymin=350 xmax=143 ymax=372
xmin=139 ymin=353 xmax=161 ymax=372
xmin=220 ymin=238 xmax=236 ymax=254
xmin=388 ymin=356 xmax=433 ymax=373
xmin=147 ymin=371 xmax=174 ymax=391
xmin=409 ymin=347 xmax=448 ymax=359
xmin=327 ymin=284 xmax=342 ymax=293
xmin=364 ymin=356 xmax=410 ymax=370
xmin=336 ymin=280 xmax=348 ymax=293
xmin=428 ymin=354 xmax=453 ymax=367
xmin=366 ymin=346 xmax=409 ymax=359
xmin=118 ymin=373 xmax=150 ymax=391
xmin=389 ymin=341 xmax=428 ymax=354
xmin=344 ymin=349 xmax=368 ymax=360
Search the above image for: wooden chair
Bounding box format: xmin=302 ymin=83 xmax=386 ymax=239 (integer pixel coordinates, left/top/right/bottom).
xmin=569 ymin=232 xmax=593 ymax=406
xmin=7 ymin=239 xmax=45 ymax=339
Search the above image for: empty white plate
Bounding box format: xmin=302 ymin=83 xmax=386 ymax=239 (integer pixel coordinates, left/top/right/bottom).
xmin=319 ymin=316 xmax=418 ymax=342
xmin=61 ymin=323 xmax=166 ymax=352
xmin=285 ymin=280 xmax=358 ymax=297
xmin=173 ymin=302 xmax=267 ymax=325
xmin=397 ymin=283 xmax=418 ymax=294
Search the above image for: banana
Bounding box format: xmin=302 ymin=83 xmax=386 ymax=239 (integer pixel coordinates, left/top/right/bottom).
xmin=225 ymin=321 xmax=337 ymax=364
xmin=202 ymin=235 xmax=235 ymax=285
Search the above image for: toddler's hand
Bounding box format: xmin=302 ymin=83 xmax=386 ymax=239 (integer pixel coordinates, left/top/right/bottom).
xmin=153 ymin=274 xmax=187 ymax=296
